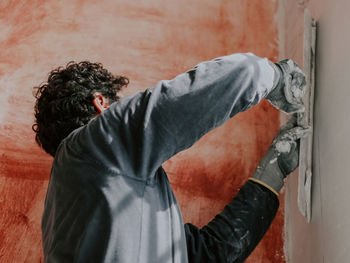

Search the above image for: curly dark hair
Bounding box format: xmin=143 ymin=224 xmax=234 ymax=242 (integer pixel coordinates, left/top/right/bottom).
xmin=32 ymin=61 xmax=129 ymax=157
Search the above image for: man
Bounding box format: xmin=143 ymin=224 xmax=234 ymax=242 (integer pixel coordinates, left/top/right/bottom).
xmin=33 ymin=53 xmax=309 ymax=262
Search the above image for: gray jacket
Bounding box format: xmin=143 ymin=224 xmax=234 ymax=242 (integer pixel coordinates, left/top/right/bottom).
xmin=42 ymin=53 xmax=275 ymax=263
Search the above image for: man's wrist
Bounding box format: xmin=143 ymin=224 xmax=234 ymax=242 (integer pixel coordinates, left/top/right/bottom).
xmin=248 ymin=178 xmax=279 ymax=196
xmin=267 ymin=61 xmax=282 ymax=91
xmin=251 ymin=158 xmax=285 ymax=194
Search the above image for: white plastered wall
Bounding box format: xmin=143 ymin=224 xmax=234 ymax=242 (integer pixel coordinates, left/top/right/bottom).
xmin=283 ymin=0 xmax=350 ymax=262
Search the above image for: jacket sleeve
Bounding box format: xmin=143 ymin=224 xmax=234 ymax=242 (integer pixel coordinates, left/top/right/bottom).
xmin=81 ymin=53 xmax=275 ymax=179
xmin=184 ymin=180 xmax=279 ymax=263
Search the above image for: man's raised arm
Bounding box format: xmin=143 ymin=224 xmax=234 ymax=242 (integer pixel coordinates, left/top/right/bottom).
xmin=82 ymin=53 xmax=299 ymax=179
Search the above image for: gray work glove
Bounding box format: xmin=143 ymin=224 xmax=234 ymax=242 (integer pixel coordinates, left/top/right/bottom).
xmin=251 ymin=116 xmax=310 ymax=194
xmin=267 ymin=59 xmax=306 ymax=114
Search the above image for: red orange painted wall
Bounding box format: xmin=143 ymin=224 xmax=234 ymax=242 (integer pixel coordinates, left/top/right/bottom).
xmin=0 ymin=1 xmax=283 ymax=262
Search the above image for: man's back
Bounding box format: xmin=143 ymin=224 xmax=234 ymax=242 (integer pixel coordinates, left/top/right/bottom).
xmin=42 ymin=104 xmax=188 ymax=262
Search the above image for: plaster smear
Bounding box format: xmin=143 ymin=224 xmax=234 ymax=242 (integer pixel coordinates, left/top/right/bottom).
xmin=291 ymin=84 xmax=305 ymax=98
xmin=270 ymin=157 xmax=278 ymax=164
xmin=275 ymin=140 xmax=292 ymax=153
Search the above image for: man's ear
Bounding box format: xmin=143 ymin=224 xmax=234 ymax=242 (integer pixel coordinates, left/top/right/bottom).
xmin=92 ymin=92 xmax=109 ymax=114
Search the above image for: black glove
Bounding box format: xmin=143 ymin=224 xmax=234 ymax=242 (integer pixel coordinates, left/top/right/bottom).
xmin=267 ymin=59 xmax=306 ymax=114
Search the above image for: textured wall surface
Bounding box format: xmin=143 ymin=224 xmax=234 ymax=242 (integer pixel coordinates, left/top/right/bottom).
xmin=283 ymin=0 xmax=350 ymax=262
xmin=0 ymin=1 xmax=282 ymax=262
